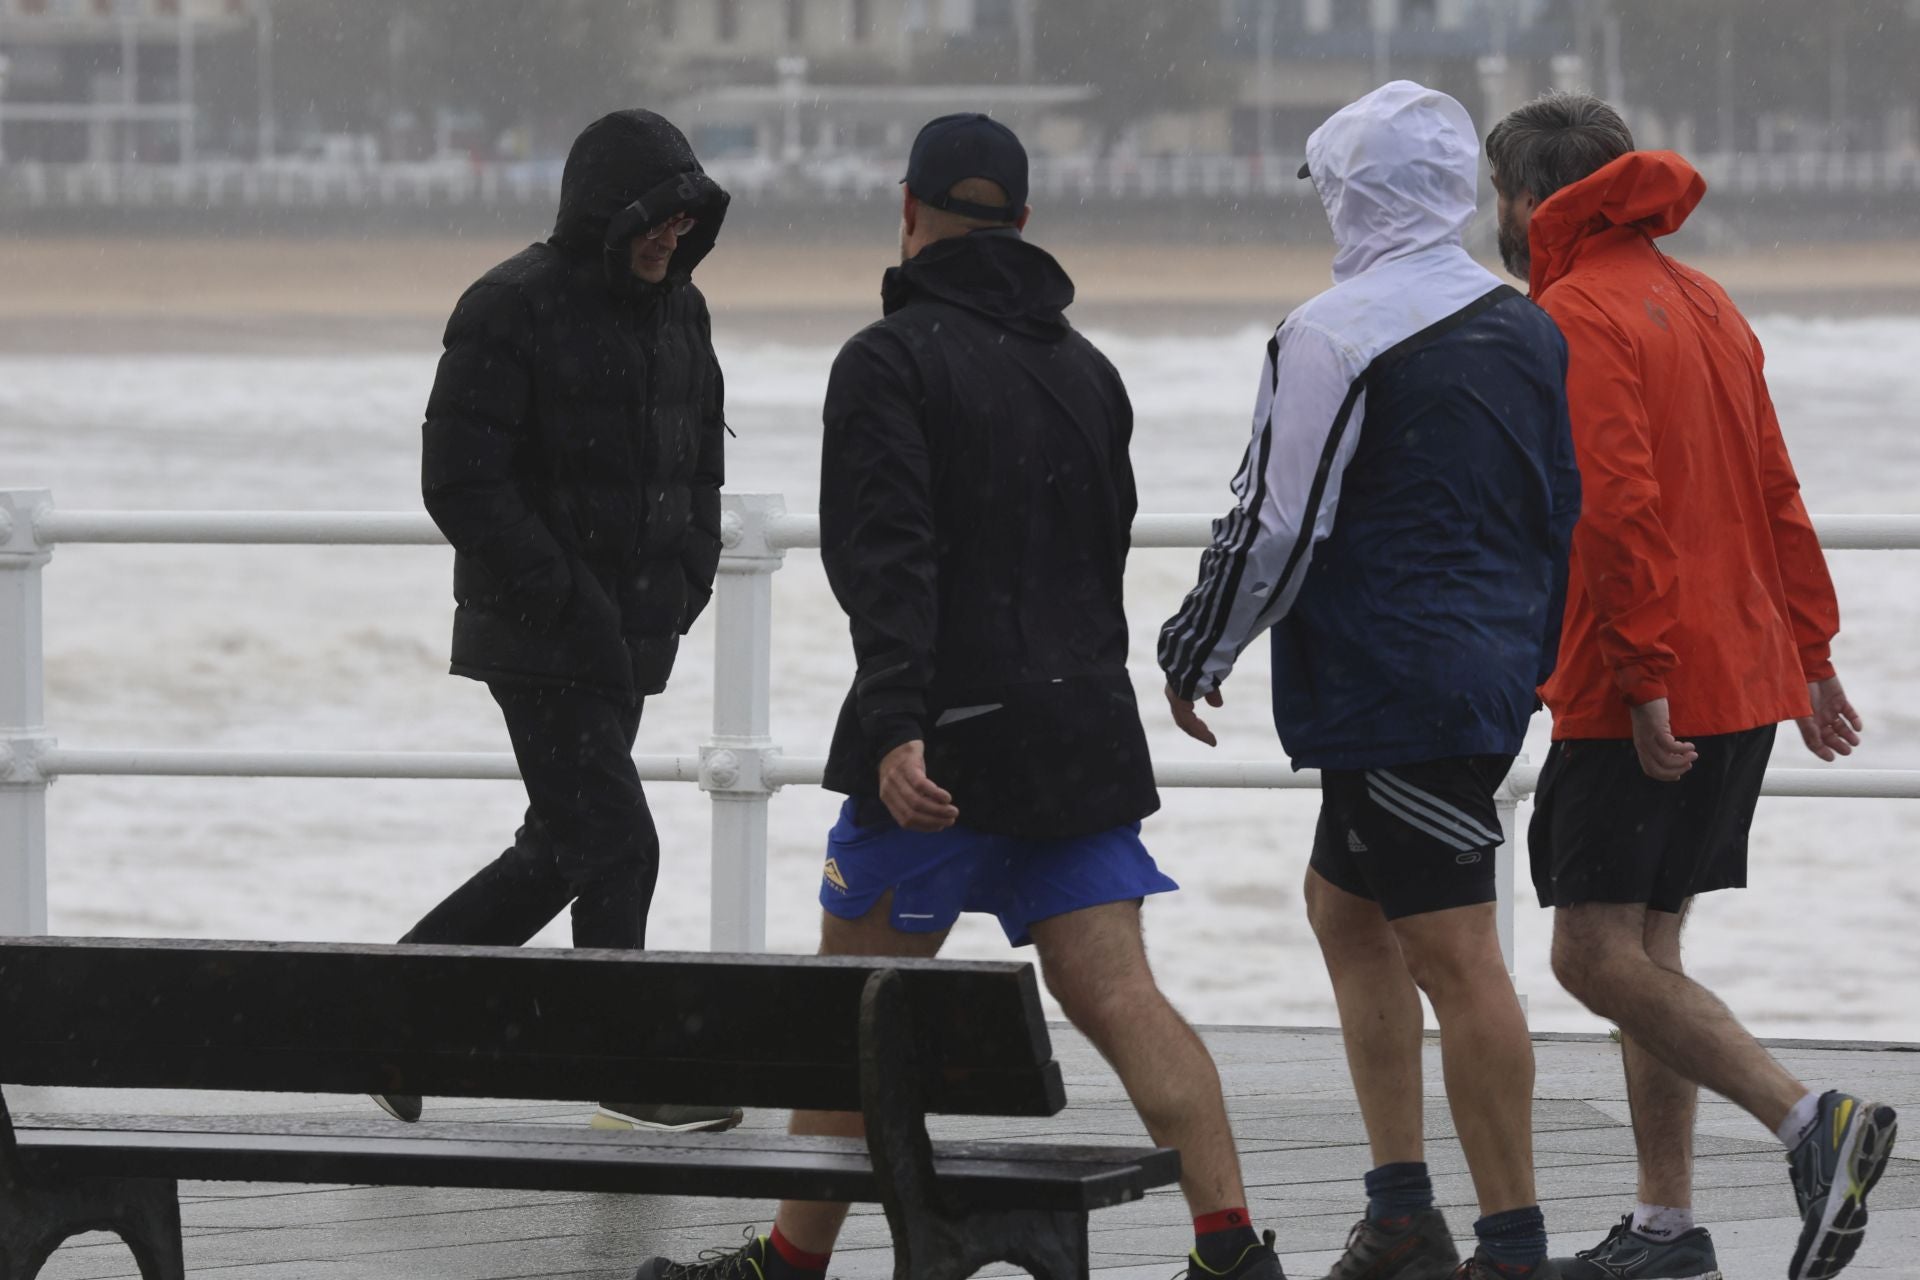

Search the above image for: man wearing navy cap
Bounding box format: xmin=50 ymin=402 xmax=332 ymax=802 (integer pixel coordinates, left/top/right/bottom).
xmin=637 ymin=114 xmax=1280 ymax=1280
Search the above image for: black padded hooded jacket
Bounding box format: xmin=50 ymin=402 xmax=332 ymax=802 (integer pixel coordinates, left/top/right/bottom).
xmin=422 ymin=109 xmax=731 ymax=700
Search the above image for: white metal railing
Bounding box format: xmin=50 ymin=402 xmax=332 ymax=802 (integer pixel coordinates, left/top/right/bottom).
xmin=4 ymin=488 xmax=1918 ymax=975
xmin=8 ymin=152 xmax=1918 ymax=211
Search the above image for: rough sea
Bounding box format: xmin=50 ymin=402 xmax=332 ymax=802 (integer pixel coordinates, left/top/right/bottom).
xmin=6 ymin=312 xmax=1918 ymax=1038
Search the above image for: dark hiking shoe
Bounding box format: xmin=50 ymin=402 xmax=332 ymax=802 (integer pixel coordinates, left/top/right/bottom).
xmin=1787 ymin=1091 xmax=1899 ymax=1279
xmin=634 ymin=1233 xmax=805 ymax=1280
xmin=1450 ymin=1257 xmax=1560 ymax=1279
xmin=1323 ymin=1210 xmax=1459 ymax=1279
xmin=594 ymin=1101 xmax=745 ymax=1133
xmin=1181 ymin=1229 xmax=1286 ymax=1278
xmin=370 ymin=1093 xmax=422 ymax=1123
xmin=1554 ymin=1215 xmax=1721 ymax=1278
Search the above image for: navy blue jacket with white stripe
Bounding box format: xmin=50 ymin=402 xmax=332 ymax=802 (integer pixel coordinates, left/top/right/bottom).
xmin=1159 ymin=81 xmax=1581 ymax=771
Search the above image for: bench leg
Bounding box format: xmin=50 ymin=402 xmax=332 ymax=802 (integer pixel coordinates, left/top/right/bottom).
xmin=889 ymin=1206 xmax=1090 ymax=1280
xmin=0 ymin=1177 xmax=184 ymax=1280
xmin=859 ymin=970 xmax=1095 ymax=1280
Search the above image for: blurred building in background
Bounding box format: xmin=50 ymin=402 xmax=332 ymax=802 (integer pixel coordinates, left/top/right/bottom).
xmin=2 ymin=0 xmax=1919 ymax=223
xmin=1216 ymin=0 xmax=1574 ymax=156
xmin=0 ymin=0 xmax=255 ymax=163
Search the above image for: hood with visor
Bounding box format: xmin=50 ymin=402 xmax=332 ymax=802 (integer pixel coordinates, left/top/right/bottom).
xmin=551 ymin=109 xmax=731 ymax=291
xmin=1302 ymin=80 xmax=1481 ymax=283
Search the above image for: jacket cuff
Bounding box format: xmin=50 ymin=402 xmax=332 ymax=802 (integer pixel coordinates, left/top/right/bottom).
xmin=1166 ymin=668 xmax=1215 ymax=703
xmin=1802 ymin=649 xmax=1837 ymax=683
xmin=867 ymin=716 xmax=925 ymax=765
xmin=1615 ymin=663 xmax=1670 ymax=708
xmin=678 ymin=575 xmax=713 ymax=635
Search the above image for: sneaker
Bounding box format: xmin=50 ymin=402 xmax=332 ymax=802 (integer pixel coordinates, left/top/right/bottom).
xmin=1323 ymin=1210 xmax=1459 ymax=1279
xmin=1450 ymin=1257 xmax=1560 ymax=1279
xmin=370 ymin=1093 xmax=422 ymax=1123
xmin=1787 ymin=1091 xmax=1899 ymax=1280
xmin=633 ymin=1233 xmax=780 ymax=1280
xmin=1182 ymin=1228 xmax=1287 ymax=1278
xmin=1554 ymin=1215 xmax=1722 ymax=1279
xmin=593 ymin=1101 xmax=745 ymax=1133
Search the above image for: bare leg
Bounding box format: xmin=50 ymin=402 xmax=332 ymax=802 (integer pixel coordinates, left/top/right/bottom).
xmin=771 ymin=896 xmax=949 ymax=1255
xmin=1029 ymin=900 xmax=1247 ymax=1214
xmin=1304 ymin=869 xmax=1426 ymax=1168
xmin=1553 ymin=903 xmax=1805 ymax=1133
xmin=1625 ymin=904 xmax=1698 ymax=1208
xmin=1392 ymin=903 xmax=1537 ymax=1216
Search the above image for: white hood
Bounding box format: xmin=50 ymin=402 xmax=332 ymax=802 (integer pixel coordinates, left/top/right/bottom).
xmin=1303 ymin=80 xmax=1481 ymax=283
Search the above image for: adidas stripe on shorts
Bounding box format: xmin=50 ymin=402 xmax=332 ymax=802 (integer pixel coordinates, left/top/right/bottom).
xmin=1308 ymin=755 xmax=1516 ymax=919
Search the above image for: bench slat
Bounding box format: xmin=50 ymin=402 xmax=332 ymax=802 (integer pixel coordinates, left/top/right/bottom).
xmin=0 ymin=939 xmax=1065 ymax=1116
xmin=12 ymin=1117 xmax=1180 ymax=1213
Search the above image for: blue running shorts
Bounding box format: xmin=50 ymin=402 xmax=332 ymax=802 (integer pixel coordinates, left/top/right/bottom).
xmin=817 ymin=798 xmax=1178 ymax=946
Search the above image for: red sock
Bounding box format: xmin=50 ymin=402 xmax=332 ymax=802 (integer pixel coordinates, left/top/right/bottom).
xmin=1195 ymin=1208 xmax=1253 ymax=1234
xmin=767 ymin=1225 xmax=831 ymax=1276
xmin=1194 ymin=1208 xmax=1259 ymax=1272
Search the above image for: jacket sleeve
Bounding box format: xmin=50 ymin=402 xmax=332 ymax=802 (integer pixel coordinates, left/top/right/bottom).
xmin=1751 ymin=334 xmax=1839 ymax=680
xmin=1108 ymin=358 xmax=1140 ymax=561
xmin=1538 ymin=333 xmax=1584 ymax=687
xmin=679 ymin=298 xmax=727 ymax=634
xmin=421 ymin=281 xmax=571 ymax=610
xmin=1544 ymin=290 xmax=1680 ymax=707
xmin=820 ymin=331 xmax=936 ymax=761
xmin=1158 ymin=320 xmax=1364 ymax=701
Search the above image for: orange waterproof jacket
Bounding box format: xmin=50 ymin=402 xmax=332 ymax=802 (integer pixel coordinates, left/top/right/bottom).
xmin=1529 ymin=150 xmax=1838 ymax=740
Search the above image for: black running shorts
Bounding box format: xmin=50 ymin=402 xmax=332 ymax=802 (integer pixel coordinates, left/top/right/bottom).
xmin=1528 ymin=725 xmax=1775 ymax=914
xmin=1309 ymin=755 xmax=1515 ymax=920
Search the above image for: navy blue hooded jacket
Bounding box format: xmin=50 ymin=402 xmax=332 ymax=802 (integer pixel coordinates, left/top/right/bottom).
xmin=1159 ymin=81 xmax=1581 ymax=769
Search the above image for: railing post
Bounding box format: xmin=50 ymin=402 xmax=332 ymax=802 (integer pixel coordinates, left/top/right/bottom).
xmin=700 ymin=494 xmax=787 ymax=953
xmin=0 ymin=490 xmax=54 ymax=936
xmin=1495 ymin=752 xmax=1529 ymax=1014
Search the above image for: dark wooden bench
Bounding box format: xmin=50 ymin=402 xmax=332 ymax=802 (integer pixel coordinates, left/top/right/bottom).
xmin=0 ymin=937 xmax=1178 ymax=1280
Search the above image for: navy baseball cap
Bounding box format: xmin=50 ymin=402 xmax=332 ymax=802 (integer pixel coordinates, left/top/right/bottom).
xmin=902 ymin=113 xmax=1028 ymax=222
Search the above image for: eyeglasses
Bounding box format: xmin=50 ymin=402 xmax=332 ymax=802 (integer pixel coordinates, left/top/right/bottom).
xmin=645 ymin=215 xmax=698 ymax=240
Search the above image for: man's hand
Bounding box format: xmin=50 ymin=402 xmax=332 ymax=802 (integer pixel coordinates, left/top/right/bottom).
xmin=1166 ymin=684 xmax=1224 ymax=747
xmin=878 ymin=740 xmax=959 ymax=833
xmin=1629 ymin=697 xmax=1698 ymax=782
xmin=1796 ymin=675 xmax=1864 ymax=762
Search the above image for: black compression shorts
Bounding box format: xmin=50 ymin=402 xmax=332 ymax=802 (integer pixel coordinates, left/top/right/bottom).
xmin=1309 ymin=755 xmax=1515 ymax=919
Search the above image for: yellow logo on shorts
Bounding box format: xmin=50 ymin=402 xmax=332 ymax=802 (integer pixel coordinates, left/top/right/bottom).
xmin=822 ymin=857 xmax=849 ymax=893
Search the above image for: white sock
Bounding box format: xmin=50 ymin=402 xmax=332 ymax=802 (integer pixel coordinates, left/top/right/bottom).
xmin=1776 ymin=1089 xmax=1823 ymax=1149
xmin=1631 ymin=1203 xmax=1695 ymax=1241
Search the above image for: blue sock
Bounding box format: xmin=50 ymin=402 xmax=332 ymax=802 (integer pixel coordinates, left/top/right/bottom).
xmin=1364 ymin=1161 xmax=1435 ymax=1223
xmin=1474 ymin=1205 xmax=1548 ymax=1271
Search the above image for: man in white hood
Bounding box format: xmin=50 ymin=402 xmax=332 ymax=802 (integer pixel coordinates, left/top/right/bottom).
xmin=1162 ymin=82 xmax=1580 ymax=1280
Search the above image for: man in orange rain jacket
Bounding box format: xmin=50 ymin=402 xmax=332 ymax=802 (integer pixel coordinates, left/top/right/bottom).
xmin=1487 ymin=94 xmax=1897 ymax=1280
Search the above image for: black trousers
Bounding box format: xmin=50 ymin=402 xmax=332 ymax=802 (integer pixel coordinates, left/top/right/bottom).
xmin=401 ymin=682 xmax=659 ymax=950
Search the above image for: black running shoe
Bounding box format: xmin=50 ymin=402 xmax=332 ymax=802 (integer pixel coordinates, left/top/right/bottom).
xmin=1787 ymin=1091 xmax=1899 ymax=1280
xmin=370 ymin=1093 xmax=421 ymax=1123
xmin=1181 ymin=1228 xmax=1287 ymax=1278
xmin=1554 ymin=1214 xmax=1721 ymax=1279
xmin=1322 ymin=1210 xmax=1459 ymax=1279
xmin=1450 ymin=1256 xmax=1560 ymax=1279
xmin=633 ymin=1232 xmax=780 ymax=1280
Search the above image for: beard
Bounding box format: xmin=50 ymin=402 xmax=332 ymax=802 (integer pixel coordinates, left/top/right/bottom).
xmin=1496 ymin=209 xmax=1531 ymax=281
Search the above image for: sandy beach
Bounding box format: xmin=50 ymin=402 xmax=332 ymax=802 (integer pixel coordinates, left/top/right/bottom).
xmin=4 ymin=235 xmax=1920 ymax=355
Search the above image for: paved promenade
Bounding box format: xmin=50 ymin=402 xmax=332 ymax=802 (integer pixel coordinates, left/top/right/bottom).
xmin=14 ymin=1026 xmax=1917 ymax=1278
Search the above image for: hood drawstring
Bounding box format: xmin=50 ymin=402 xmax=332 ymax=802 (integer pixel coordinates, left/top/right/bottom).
xmin=1647 ymin=234 xmax=1721 ymax=321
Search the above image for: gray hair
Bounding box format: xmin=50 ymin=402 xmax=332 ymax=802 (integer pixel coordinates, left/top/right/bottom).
xmin=1485 ymin=93 xmax=1636 ymax=201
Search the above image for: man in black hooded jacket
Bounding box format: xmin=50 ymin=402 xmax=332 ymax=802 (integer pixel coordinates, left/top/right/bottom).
xmin=638 ymin=113 xmax=1281 ymax=1280
xmin=375 ymin=110 xmax=737 ymax=1134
